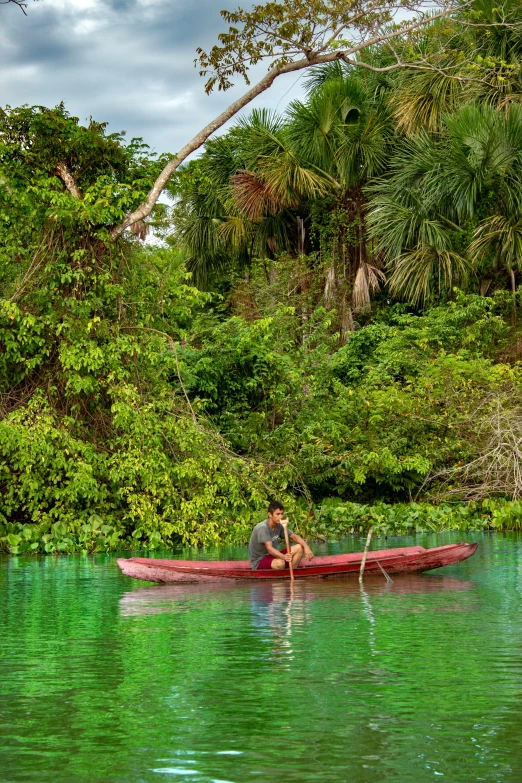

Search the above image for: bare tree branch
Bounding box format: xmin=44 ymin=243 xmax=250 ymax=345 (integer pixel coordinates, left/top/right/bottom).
xmin=424 ymin=395 xmax=522 ymax=501
xmin=1 ymin=0 xmax=33 ymax=15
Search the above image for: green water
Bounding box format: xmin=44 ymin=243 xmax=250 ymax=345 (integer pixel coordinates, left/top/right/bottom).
xmin=2 ymin=531 xmax=522 ymax=783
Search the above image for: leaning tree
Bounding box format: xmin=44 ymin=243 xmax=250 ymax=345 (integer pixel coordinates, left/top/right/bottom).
xmin=103 ymin=0 xmax=485 ymax=239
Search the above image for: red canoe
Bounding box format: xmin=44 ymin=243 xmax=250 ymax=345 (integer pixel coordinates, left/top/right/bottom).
xmin=117 ymin=542 xmax=478 ymax=583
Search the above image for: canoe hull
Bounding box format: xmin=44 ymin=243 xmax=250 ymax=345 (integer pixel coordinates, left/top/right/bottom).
xmin=117 ymin=542 xmax=478 ymax=583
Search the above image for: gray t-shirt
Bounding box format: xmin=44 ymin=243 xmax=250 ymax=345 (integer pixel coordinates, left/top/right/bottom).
xmin=248 ymin=519 xmax=293 ymax=570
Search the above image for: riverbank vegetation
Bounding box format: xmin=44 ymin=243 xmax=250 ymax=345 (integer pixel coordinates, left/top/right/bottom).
xmin=2 ymin=0 xmax=522 ymax=553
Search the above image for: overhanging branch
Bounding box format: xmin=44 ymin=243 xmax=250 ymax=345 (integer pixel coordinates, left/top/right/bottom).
xmin=108 ymin=1 xmax=485 ymax=240
xmin=1 ymin=0 xmax=29 ymax=14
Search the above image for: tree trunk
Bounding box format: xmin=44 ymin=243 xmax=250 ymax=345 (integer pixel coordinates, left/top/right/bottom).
xmin=340 ymin=289 xmax=354 ymax=342
xmin=324 ymin=264 xmax=336 ymax=308
xmin=297 ymin=216 xmax=305 ymax=256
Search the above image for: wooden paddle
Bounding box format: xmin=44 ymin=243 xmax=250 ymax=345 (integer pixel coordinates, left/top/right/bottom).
xmin=359 ymin=526 xmax=373 ymax=584
xmin=282 ymin=521 xmax=294 ymax=582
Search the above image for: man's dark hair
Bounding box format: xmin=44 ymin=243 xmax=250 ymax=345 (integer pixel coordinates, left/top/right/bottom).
xmin=268 ymin=500 xmax=284 ymax=514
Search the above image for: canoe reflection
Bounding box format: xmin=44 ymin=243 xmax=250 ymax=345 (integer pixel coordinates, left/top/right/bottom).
xmin=119 ymin=573 xmax=475 ymax=617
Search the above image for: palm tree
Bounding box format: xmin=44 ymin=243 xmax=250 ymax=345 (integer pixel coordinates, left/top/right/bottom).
xmin=173 ymin=73 xmax=391 ymax=330
xmin=171 ymin=111 xmax=301 ymax=287
xmin=280 ymin=71 xmax=391 ymax=330
xmin=387 ymin=0 xmax=522 ymax=137
xmin=368 ymin=102 xmax=522 ymax=307
xmin=467 ymin=103 xmax=522 ymax=319
xmin=367 ymin=126 xmax=469 ymax=306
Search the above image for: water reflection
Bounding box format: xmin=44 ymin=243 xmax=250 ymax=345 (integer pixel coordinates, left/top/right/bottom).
xmin=119 ymin=581 xmax=241 ymax=616
xmin=360 ymin=583 xmax=377 ymax=657
xmin=249 ymin=582 xmax=311 ymax=664
xmin=119 ymin=573 xmax=476 ymax=617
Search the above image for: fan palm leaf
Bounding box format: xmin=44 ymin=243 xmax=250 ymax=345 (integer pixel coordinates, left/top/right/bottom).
xmin=229 ymin=169 xmax=286 ymax=220
xmin=336 ymin=110 xmax=389 ymax=184
xmin=302 ymin=61 xmax=351 ymax=94
xmin=257 ymin=150 xmax=333 ymax=206
xmin=392 ymin=66 xmax=465 ymax=134
xmin=216 ymin=215 xmax=253 ymax=250
xmin=285 ymin=76 xmax=371 ymax=185
xmin=470 ymin=213 xmax=522 ymax=272
xmin=388 ymin=248 xmax=471 ymax=306
xmin=353 ymin=261 xmax=386 ymax=312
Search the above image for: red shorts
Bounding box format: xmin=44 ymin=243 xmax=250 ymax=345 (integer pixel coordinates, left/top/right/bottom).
xmin=257 ymin=548 xmax=288 ymax=570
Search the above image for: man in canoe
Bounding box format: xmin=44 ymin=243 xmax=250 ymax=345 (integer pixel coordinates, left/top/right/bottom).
xmin=248 ymin=501 xmax=314 ymax=571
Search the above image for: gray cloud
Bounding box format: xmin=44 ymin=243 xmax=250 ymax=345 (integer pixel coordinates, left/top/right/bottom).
xmin=0 ymin=0 xmax=305 ymax=155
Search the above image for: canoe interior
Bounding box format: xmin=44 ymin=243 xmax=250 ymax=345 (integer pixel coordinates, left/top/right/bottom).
xmin=117 ymin=542 xmax=478 ymax=583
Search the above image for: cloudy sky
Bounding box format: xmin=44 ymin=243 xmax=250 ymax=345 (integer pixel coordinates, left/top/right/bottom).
xmin=1 ymin=0 xmax=306 ymax=157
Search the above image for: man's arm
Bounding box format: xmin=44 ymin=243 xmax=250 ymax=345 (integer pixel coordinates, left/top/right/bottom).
xmin=290 ymin=531 xmax=314 ymax=560
xmin=264 ymin=541 xmax=292 ymax=562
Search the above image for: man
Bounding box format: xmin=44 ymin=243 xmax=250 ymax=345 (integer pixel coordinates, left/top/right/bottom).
xmin=248 ymin=501 xmax=314 ymax=571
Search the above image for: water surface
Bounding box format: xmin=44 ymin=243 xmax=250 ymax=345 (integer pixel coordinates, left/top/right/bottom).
xmin=2 ymin=531 xmax=522 ymax=783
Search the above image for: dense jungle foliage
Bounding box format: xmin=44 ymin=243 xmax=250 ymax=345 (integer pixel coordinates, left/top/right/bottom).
xmin=3 ymin=0 xmax=522 ymax=554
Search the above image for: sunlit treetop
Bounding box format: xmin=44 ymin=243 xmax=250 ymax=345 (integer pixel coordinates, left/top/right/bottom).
xmin=196 ymin=0 xmax=466 ymax=93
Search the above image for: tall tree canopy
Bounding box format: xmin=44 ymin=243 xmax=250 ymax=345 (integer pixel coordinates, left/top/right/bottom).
xmin=111 ymin=0 xmax=508 ymax=238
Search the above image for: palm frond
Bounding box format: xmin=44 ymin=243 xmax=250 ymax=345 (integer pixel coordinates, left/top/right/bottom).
xmin=353 ymin=261 xmax=386 ymax=312
xmin=230 ymin=169 xmax=285 ymax=220
xmin=388 ymin=248 xmax=471 ymax=306
xmin=258 ymin=150 xmax=332 ymax=206
xmin=285 ymin=77 xmax=370 ymax=183
xmin=303 ymin=61 xmax=350 ymax=94
xmin=392 ymin=66 xmax=464 ymax=134
xmin=337 ymin=110 xmax=390 ymax=184
xmin=470 ymin=212 xmax=522 ymax=271
xmin=236 ymin=108 xmax=284 ymax=137
xmin=441 ymin=104 xmax=522 ymax=220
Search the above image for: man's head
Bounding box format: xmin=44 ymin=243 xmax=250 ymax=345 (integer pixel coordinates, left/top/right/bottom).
xmin=267 ymin=500 xmax=284 ymax=524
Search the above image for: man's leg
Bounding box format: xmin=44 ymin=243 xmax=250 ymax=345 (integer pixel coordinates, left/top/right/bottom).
xmin=291 ymin=543 xmax=303 ymax=568
xmin=271 ymin=544 xmax=303 ymax=570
